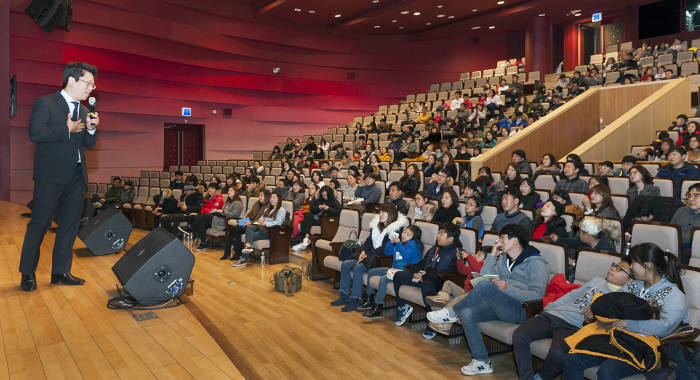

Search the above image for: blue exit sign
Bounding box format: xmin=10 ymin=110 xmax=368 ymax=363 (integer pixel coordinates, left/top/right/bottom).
xmin=181 ymin=107 xmax=191 ymax=117
xmin=592 ymin=12 xmax=602 ymax=22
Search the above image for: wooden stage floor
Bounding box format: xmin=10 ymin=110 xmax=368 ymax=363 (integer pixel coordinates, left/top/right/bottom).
xmin=1 ymin=201 xmax=520 ymax=379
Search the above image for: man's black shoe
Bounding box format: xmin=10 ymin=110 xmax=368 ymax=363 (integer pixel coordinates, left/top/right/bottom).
xmin=21 ymin=273 xmax=36 ymax=292
xmin=50 ymin=273 xmax=85 ymax=286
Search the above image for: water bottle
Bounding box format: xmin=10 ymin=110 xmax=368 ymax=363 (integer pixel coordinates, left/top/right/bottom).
xmin=624 ymin=241 xmax=631 ymax=256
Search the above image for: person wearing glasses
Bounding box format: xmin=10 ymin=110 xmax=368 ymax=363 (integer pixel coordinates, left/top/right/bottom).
xmin=670 ymin=183 xmax=700 ymax=264
xmin=511 ymin=256 xmax=634 ymax=380
xmin=19 ymin=62 xmax=99 ymax=292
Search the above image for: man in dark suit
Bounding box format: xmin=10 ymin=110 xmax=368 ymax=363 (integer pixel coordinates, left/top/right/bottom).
xmin=19 ymin=62 xmax=100 ymax=291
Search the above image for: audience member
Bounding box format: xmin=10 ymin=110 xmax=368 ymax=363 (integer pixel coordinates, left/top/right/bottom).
xmin=432 ymin=189 xmax=461 ymax=224
xmin=656 ymin=147 xmax=700 ymax=198
xmin=393 ymin=224 xmax=460 ymax=340
xmin=670 ymin=183 xmax=700 ymax=263
xmin=234 ymin=191 xmax=287 ymax=267
xmin=512 ymin=256 xmax=634 ymax=380
xmin=331 ymin=204 xmax=408 ymax=311
xmin=407 ymin=192 xmax=437 ymax=223
xmin=492 ymin=190 xmax=532 ymax=232
xmin=562 ymin=243 xmax=687 ymax=379
xmin=553 ymin=161 xmax=589 ymax=193
xmin=427 ymin=225 xmax=547 ymax=376
xmin=626 ymin=165 xmax=660 ymax=203
xmin=582 ymin=184 xmax=620 ymax=218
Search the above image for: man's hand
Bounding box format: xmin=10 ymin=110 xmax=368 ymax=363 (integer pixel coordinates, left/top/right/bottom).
xmin=492 ymin=279 xmax=507 ymax=291
xmin=87 ymin=112 xmax=100 ymax=130
xmin=581 ymin=306 xmax=594 ymax=321
xmin=67 ymin=113 xmax=85 ymax=133
xmin=492 ymin=240 xmax=504 ymax=256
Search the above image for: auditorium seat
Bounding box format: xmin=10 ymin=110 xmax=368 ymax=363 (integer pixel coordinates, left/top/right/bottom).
xmin=630 ymin=221 xmax=681 ymax=257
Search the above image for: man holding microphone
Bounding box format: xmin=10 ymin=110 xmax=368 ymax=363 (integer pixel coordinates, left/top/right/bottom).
xmin=19 ymin=62 xmax=99 ymax=291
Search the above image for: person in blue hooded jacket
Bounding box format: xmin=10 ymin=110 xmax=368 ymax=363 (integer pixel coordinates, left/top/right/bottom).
xmin=361 ymin=225 xmax=423 ymax=320
xmin=427 ymin=224 xmax=549 ymax=376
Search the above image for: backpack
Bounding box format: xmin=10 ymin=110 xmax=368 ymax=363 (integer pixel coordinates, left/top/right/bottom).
xmin=271 ymin=265 xmax=303 ymax=297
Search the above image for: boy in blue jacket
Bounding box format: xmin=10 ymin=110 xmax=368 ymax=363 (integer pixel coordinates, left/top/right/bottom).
xmin=362 ymin=225 xmax=423 ymax=319
xmin=393 ymin=223 xmax=460 ymax=339
xmin=427 ymin=224 xmax=549 ymax=376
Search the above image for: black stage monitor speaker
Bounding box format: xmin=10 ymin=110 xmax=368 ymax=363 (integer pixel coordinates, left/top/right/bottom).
xmin=112 ymin=229 xmax=194 ymax=306
xmin=78 ymin=207 xmax=132 ymax=255
xmin=25 ymin=0 xmax=73 ymax=34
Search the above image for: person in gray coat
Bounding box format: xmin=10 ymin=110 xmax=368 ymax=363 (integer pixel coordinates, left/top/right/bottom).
xmin=626 ymin=165 xmax=660 ymax=203
xmin=670 ymin=182 xmax=700 ymax=263
xmin=427 ymin=225 xmax=549 ymax=376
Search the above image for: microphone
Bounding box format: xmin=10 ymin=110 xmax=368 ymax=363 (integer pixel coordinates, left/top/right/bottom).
xmin=88 ymin=97 xmax=97 ymax=127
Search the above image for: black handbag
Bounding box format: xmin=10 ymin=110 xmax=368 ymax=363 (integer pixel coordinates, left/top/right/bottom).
xmin=339 ymin=231 xmax=362 ymax=261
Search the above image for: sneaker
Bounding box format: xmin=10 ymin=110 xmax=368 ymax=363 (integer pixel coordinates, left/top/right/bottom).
xmin=195 ymin=244 xmax=207 ymax=252
xmin=292 ymin=242 xmax=308 ymax=251
xmin=428 ymin=322 xmax=453 ymax=336
xmin=422 ymin=326 xmax=437 ymax=340
xmin=302 ymin=236 xmax=310 ymax=245
xmin=341 ymin=298 xmax=360 ymax=312
xmin=427 ymin=308 xmax=459 ymax=324
xmin=363 ymin=304 xmax=383 ymax=319
xmin=241 ymin=247 xmax=253 ymax=254
xmin=460 ymin=359 xmax=493 ymax=376
xmin=330 ymin=293 xmax=348 ymax=306
xmin=232 ymin=259 xmax=248 ymax=267
xmin=356 ymin=295 xmax=374 ymax=311
xmin=394 ymin=304 xmax=413 ymax=326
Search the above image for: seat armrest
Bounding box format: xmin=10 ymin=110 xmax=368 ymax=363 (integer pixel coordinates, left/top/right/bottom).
xmin=522 ymin=299 xmax=543 ymax=319
xmin=378 ymin=255 xmax=394 ymax=268
xmin=660 ymin=325 xmax=700 ymax=345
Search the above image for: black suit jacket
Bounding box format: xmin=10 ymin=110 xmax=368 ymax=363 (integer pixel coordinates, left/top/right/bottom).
xmin=29 ymin=91 xmax=97 ymax=185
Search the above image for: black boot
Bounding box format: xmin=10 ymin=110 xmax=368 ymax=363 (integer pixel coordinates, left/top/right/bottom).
xmin=357 ymin=294 xmax=374 ymax=311
xmin=220 ymin=246 xmax=231 ymax=260
xmin=363 ymin=303 xmax=383 ymax=319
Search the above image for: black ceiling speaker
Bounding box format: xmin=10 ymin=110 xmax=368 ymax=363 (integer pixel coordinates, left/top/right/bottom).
xmin=26 ymin=0 xmax=73 ymax=34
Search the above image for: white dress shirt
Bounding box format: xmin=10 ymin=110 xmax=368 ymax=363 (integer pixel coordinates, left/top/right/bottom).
xmin=61 ymin=90 xmax=96 ymax=163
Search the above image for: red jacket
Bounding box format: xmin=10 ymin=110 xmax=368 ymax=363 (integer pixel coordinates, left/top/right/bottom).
xmin=457 ymin=254 xmax=485 ymax=292
xmin=542 ymin=274 xmax=582 ymax=307
xmin=200 ymin=194 xmax=223 ymax=215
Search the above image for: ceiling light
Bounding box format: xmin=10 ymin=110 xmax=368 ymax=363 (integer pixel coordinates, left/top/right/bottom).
xmin=426 ymin=22 xmax=432 ymax=25
xmin=573 ymin=13 xmax=581 ymax=17
xmin=489 ymin=25 xmax=495 ymax=29
xmin=399 ymin=26 xmax=405 ymax=29
xmin=437 ymin=4 xmax=444 ymax=8
xmin=437 ymin=14 xmax=445 ymax=18
xmin=392 ymin=19 xmax=397 ymax=22
xmin=372 ymin=0 xmax=379 ymax=3
xmin=539 ymin=13 xmax=546 ymax=16
xmin=448 ymin=15 xmax=454 ymax=19
xmin=497 ymin=1 xmax=505 ymax=5
xmin=471 ymin=26 xmax=481 ymax=30
xmin=472 ymin=9 xmax=478 ymax=12
xmin=374 ymin=25 xmax=381 ymax=28
xmin=293 ymin=8 xmax=301 ymax=12
xmin=308 ymin=10 xmax=315 ymax=14
xmin=571 ymin=9 xmax=581 ymax=13
xmin=413 ymin=11 xmax=421 ymax=16
xmin=400 ymin=10 xmax=409 ymax=15
xmin=334 ymin=14 xmax=342 ymax=18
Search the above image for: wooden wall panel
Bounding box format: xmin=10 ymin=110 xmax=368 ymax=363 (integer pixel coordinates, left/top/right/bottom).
xmin=570 ymin=79 xmax=690 ymax=162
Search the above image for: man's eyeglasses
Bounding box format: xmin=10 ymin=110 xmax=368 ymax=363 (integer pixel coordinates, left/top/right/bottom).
xmin=610 ymin=263 xmax=633 ymax=279
xmin=78 ymin=79 xmax=96 ymax=90
xmin=684 ymin=192 xmax=700 ymax=201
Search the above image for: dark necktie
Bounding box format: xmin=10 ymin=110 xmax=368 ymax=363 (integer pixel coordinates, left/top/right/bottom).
xmin=71 ymin=102 xmax=79 ymax=121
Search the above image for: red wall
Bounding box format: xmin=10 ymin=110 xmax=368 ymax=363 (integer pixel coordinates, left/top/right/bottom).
xmin=8 ymin=0 xmax=507 ymax=203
